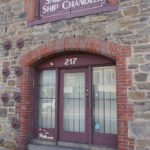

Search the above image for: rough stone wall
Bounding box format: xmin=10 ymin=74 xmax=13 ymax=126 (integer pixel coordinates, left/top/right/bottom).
xmin=0 ymin=0 xmax=150 ymax=150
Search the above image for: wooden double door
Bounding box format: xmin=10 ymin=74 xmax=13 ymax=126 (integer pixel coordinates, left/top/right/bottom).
xmin=34 ymin=54 xmax=117 ymax=147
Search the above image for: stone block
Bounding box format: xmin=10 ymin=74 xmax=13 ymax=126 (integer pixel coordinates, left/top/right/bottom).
xmin=135 ymin=112 xmax=150 ymax=120
xmin=0 ymin=108 xmax=7 ymax=117
xmin=0 ymin=147 xmax=7 ymax=150
xmin=0 ymin=51 xmax=9 ymax=57
xmin=8 ymin=115 xmax=17 ymax=122
xmin=141 ymin=64 xmax=150 ymax=72
xmin=130 ymin=56 xmax=145 ymax=63
xmin=134 ymin=44 xmax=150 ymax=53
xmin=8 ymin=80 xmax=16 ymax=86
xmin=3 ymin=101 xmax=14 ymax=107
xmin=128 ymin=23 xmax=147 ymax=30
xmin=129 ymin=91 xmax=145 ymax=100
xmin=136 ymin=139 xmax=150 ymax=147
xmin=128 ymin=64 xmax=138 ymax=69
xmin=105 ymin=22 xmax=120 ymax=34
xmin=137 ymin=83 xmax=150 ymax=90
xmin=129 ymin=121 xmax=150 ymax=138
xmin=8 ymin=108 xmax=14 ymax=113
xmin=134 ymin=101 xmax=150 ymax=112
xmin=139 ymin=17 xmax=148 ymax=22
xmin=137 ymin=27 xmax=150 ymax=36
xmin=147 ymin=92 xmax=150 ymax=99
xmin=19 ymin=12 xmax=26 ymax=18
xmin=4 ymin=141 xmax=16 ymax=150
xmin=136 ymin=147 xmax=149 ymax=150
xmin=2 ymin=61 xmax=10 ymax=67
xmin=135 ymin=73 xmax=147 ymax=82
xmin=119 ymin=18 xmax=137 ymax=27
xmin=123 ymin=6 xmax=139 ymax=15
xmin=145 ymin=54 xmax=150 ymax=60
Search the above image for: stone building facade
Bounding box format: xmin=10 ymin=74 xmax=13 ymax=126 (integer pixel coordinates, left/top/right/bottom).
xmin=0 ymin=0 xmax=150 ymax=150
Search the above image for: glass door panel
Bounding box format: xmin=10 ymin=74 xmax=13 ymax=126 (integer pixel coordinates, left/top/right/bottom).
xmin=63 ymin=72 xmax=85 ymax=132
xmin=59 ymin=68 xmax=88 ymax=143
xmin=92 ymin=66 xmax=117 ymax=147
xmin=92 ymin=66 xmax=117 ymax=134
xmin=38 ymin=70 xmax=56 ymax=129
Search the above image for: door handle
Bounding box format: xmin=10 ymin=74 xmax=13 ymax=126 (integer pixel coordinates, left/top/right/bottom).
xmin=86 ymin=93 xmax=89 ymax=108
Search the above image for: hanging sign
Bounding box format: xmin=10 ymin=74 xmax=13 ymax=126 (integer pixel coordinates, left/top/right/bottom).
xmin=40 ymin=0 xmax=118 ymax=22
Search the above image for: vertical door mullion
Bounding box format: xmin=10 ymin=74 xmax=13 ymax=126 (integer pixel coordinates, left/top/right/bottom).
xmin=59 ymin=69 xmax=64 ymax=139
xmin=88 ymin=66 xmax=92 ymax=144
xmin=55 ymin=68 xmax=59 ymax=141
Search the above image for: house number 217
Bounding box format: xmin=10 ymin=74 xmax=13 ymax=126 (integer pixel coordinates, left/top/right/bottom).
xmin=64 ymin=58 xmax=78 ymax=66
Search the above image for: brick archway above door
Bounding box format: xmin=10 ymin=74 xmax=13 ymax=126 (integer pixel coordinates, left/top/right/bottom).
xmin=16 ymin=37 xmax=134 ymax=150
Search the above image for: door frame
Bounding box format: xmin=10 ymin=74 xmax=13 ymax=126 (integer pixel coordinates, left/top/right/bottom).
xmin=33 ymin=53 xmax=117 ymax=147
xmin=59 ymin=67 xmax=89 ymax=143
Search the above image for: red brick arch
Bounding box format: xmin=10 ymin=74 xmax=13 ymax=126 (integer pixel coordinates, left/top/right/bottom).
xmin=16 ymin=37 xmax=134 ymax=150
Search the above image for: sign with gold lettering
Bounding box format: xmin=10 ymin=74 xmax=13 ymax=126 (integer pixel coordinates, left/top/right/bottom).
xmin=39 ymin=0 xmax=118 ymax=22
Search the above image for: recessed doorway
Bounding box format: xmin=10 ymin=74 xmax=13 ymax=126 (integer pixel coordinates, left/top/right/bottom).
xmin=33 ymin=53 xmax=117 ymax=148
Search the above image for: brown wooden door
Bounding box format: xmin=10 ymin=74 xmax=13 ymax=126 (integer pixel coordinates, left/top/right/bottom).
xmin=59 ymin=68 xmax=89 ymax=143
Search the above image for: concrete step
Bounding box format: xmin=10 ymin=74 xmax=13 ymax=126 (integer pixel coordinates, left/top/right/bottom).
xmin=28 ymin=139 xmax=117 ymax=150
xmin=57 ymin=141 xmax=89 ymax=149
xmin=28 ymin=143 xmax=89 ymax=150
xmin=31 ymin=139 xmax=56 ymax=146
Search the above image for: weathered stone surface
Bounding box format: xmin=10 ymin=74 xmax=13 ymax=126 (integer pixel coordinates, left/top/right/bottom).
xmin=2 ymin=61 xmax=10 ymax=67
xmin=3 ymin=101 xmax=14 ymax=107
xmin=135 ymin=112 xmax=150 ymax=120
xmin=4 ymin=141 xmax=16 ymax=150
xmin=129 ymin=121 xmax=150 ymax=138
xmin=139 ymin=17 xmax=148 ymax=22
xmin=133 ymin=44 xmax=150 ymax=50
xmin=0 ymin=108 xmax=7 ymax=117
xmin=141 ymin=64 xmax=150 ymax=72
xmin=134 ymin=44 xmax=150 ymax=53
xmin=137 ymin=83 xmax=150 ymax=90
xmin=147 ymin=92 xmax=150 ymax=99
xmin=134 ymin=101 xmax=150 ymax=112
xmin=105 ymin=22 xmax=120 ymax=33
xmin=19 ymin=12 xmax=26 ymax=18
xmin=8 ymin=114 xmax=17 ymax=121
xmin=123 ymin=6 xmax=139 ymax=15
xmin=136 ymin=147 xmax=149 ymax=150
xmin=136 ymin=139 xmax=150 ymax=147
xmin=145 ymin=54 xmax=150 ymax=60
xmin=130 ymin=56 xmax=145 ymax=64
xmin=135 ymin=73 xmax=147 ymax=82
xmin=8 ymin=80 xmax=16 ymax=86
xmin=128 ymin=64 xmax=138 ymax=69
xmin=0 ymin=147 xmax=7 ymax=150
xmin=128 ymin=23 xmax=147 ymax=30
xmin=8 ymin=108 xmax=14 ymax=113
xmin=129 ymin=91 xmax=145 ymax=100
xmin=137 ymin=27 xmax=150 ymax=36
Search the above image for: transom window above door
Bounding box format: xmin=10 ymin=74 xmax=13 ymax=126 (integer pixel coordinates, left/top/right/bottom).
xmin=34 ymin=53 xmax=117 ymax=147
